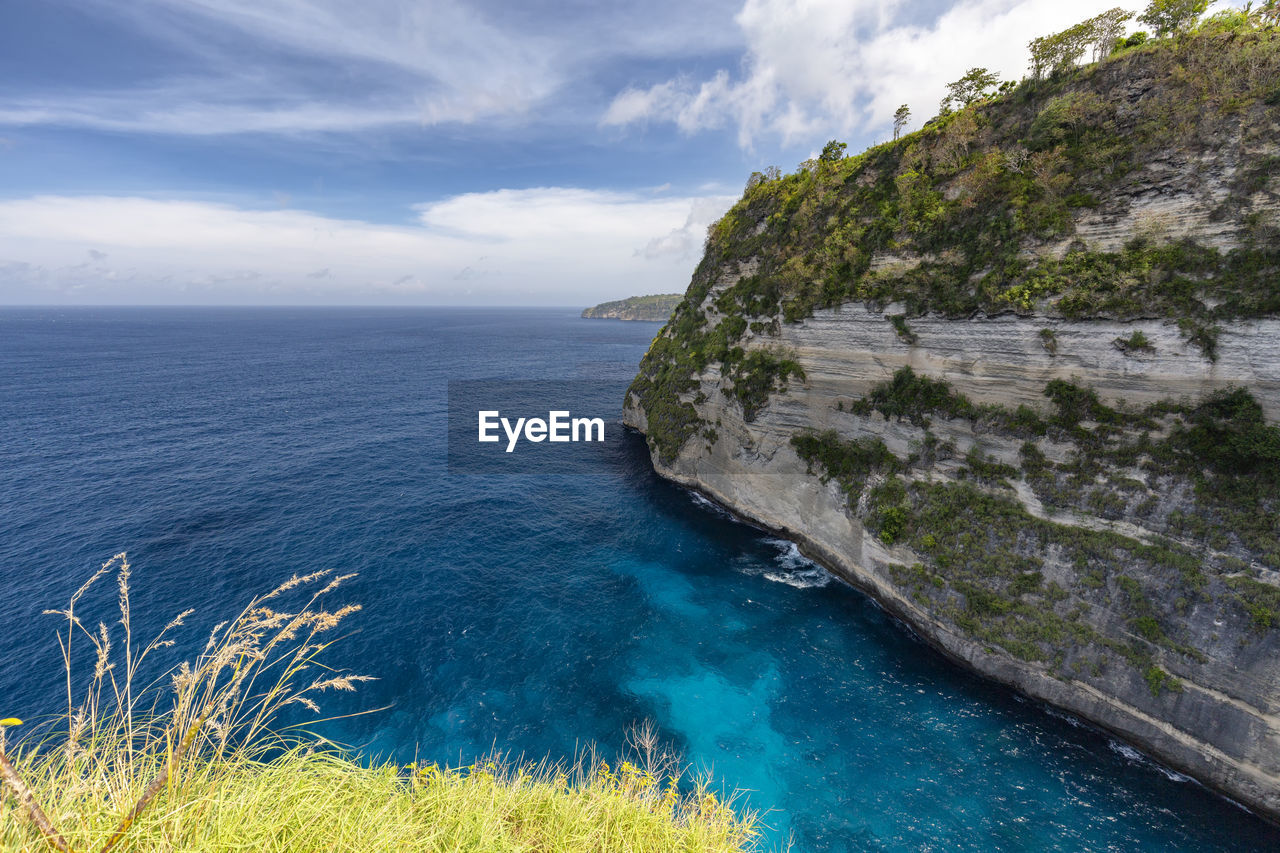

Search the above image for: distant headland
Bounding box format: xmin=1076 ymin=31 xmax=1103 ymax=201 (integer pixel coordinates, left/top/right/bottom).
xmin=581 ymin=294 xmax=681 ymax=321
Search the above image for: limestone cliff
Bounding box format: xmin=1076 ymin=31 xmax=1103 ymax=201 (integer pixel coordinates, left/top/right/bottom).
xmin=625 ymin=30 xmax=1280 ymax=820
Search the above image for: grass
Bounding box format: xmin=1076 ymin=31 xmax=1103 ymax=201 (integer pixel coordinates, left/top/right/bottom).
xmin=1 ymin=555 xmax=761 ymax=853
xmin=2 ymin=744 xmax=757 ymax=853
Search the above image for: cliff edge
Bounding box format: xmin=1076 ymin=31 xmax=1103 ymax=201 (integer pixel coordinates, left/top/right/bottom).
xmin=625 ymin=29 xmax=1280 ymax=820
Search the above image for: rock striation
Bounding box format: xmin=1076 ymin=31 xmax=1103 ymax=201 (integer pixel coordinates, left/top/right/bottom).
xmin=625 ymin=30 xmax=1280 ymax=821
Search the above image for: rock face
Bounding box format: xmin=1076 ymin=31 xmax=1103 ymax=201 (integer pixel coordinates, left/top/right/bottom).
xmin=625 ymin=31 xmax=1280 ymax=822
xmin=581 ymin=294 xmax=682 ymax=321
xmin=781 ymin=307 xmax=1280 ymax=421
xmin=625 ymin=301 xmax=1280 ymax=820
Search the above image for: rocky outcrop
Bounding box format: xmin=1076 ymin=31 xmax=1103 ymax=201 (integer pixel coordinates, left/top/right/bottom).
xmin=625 ymin=30 xmax=1280 ymax=822
xmin=581 ymin=294 xmax=682 ymax=321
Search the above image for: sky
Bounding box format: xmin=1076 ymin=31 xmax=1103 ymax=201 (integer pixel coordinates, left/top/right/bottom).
xmin=0 ymin=0 xmax=1192 ymax=306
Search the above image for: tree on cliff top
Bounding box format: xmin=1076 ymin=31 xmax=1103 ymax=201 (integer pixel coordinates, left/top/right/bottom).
xmin=1139 ymin=0 xmax=1209 ymax=36
xmin=820 ymin=140 xmax=847 ymax=163
xmin=942 ymin=67 xmax=1000 ymax=113
xmin=1091 ymin=7 xmax=1134 ymax=59
xmin=894 ymin=104 xmax=910 ymax=140
xmin=1029 ymin=21 xmax=1092 ymax=77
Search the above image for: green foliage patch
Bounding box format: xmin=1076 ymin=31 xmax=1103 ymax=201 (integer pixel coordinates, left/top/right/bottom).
xmin=1226 ymin=576 xmax=1280 ymax=630
xmin=791 ymin=429 xmax=900 ymax=503
xmin=791 ymin=368 xmax=1280 ymax=675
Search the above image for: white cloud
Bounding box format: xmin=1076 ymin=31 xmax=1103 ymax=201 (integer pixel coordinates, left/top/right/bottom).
xmin=0 ymin=0 xmax=562 ymax=135
xmin=601 ymin=81 xmax=686 ymax=128
xmin=417 ymin=187 xmax=714 ymax=241
xmin=0 ymin=96 xmax=426 ymax=136
xmin=638 ymin=196 xmax=736 ymax=260
xmin=0 ymin=190 xmax=734 ymax=305
xmin=603 ymin=0 xmax=1144 ymax=147
xmin=4 ymin=0 xmax=748 ymax=136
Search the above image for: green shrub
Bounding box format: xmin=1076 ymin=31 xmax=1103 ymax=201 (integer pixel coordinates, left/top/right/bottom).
xmin=960 ymin=447 xmax=1019 ymax=489
xmin=725 ymin=348 xmax=806 ymax=421
xmin=1144 ymin=664 xmax=1183 ymax=697
xmin=851 ymin=366 xmax=974 ymax=426
xmin=1226 ymin=576 xmax=1280 ymax=630
xmin=1133 ymin=615 xmax=1166 ymax=642
xmin=1114 ymin=330 xmax=1156 ymax=353
xmin=791 ymin=430 xmax=900 ymax=504
xmin=889 ymin=313 xmax=918 ymax=344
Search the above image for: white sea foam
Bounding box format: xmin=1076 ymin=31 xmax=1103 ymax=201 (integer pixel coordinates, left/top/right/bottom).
xmin=687 ymin=491 xmax=731 ymax=517
xmin=685 ymin=494 xmax=830 ymax=587
xmin=766 ymin=538 xmax=807 ymax=568
xmin=762 ymin=538 xmax=832 ymax=588
xmin=1109 ymin=741 xmax=1144 ymax=763
xmin=1108 ymin=740 xmax=1191 ymax=782
xmin=1044 ymin=707 xmax=1085 ymax=728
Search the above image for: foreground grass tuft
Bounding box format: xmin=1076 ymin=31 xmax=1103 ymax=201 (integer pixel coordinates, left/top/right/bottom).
xmin=3 ymin=746 xmax=759 ymax=852
xmin=1 ymin=555 xmax=761 ymax=852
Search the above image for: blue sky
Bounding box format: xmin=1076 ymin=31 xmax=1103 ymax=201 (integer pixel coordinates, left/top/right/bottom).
xmin=0 ymin=0 xmax=1165 ymax=305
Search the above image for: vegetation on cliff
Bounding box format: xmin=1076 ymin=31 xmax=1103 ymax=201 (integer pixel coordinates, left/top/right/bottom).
xmin=697 ymin=26 xmax=1278 ymax=330
xmin=792 ymin=362 xmax=1280 ymax=683
xmin=582 ymin=294 xmax=683 ymax=321
xmin=629 ymin=15 xmax=1280 ymax=463
xmin=0 ymin=556 xmax=759 ymax=852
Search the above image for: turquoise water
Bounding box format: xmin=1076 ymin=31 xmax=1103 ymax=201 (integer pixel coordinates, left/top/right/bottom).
xmin=2 ymin=307 xmax=1277 ymax=850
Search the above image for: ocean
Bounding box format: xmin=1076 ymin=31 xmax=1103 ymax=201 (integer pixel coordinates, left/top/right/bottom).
xmin=2 ymin=306 xmax=1277 ymax=851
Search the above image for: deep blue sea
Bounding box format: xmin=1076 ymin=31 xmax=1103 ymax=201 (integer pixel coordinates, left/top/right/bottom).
xmin=3 ymin=307 xmax=1278 ymax=851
